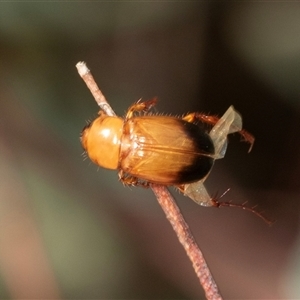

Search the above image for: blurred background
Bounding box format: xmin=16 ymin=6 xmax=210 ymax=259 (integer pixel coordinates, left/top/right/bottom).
xmin=0 ymin=2 xmax=300 ymax=299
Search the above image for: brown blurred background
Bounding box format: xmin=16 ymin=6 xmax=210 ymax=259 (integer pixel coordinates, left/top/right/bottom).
xmin=0 ymin=2 xmax=300 ymax=299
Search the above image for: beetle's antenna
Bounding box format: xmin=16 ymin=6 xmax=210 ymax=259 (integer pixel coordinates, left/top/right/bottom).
xmin=211 ymin=189 xmax=274 ymax=226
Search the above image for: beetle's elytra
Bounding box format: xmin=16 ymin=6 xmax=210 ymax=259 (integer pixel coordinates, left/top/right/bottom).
xmin=81 ymin=98 xmax=255 ymax=208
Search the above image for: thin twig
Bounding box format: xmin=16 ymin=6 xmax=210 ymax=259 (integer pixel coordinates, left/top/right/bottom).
xmin=76 ymin=62 xmax=116 ymax=117
xmin=151 ymin=185 xmax=222 ymax=300
xmin=76 ymin=61 xmax=223 ymax=300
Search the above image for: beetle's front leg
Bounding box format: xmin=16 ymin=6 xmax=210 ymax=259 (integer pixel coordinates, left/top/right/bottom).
xmin=125 ymin=98 xmax=157 ymax=120
xmin=118 ymin=170 xmax=150 ymax=188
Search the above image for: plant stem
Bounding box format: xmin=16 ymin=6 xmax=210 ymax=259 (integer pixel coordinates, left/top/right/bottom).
xmin=76 ymin=61 xmax=223 ymax=300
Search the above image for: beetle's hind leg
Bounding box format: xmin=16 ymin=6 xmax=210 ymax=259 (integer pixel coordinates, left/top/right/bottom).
xmin=182 ymin=107 xmax=254 ymax=153
xmin=177 ymin=182 xmax=273 ymax=225
xmin=118 ymin=170 xmax=150 ymax=188
xmin=125 ymin=98 xmax=157 ymax=120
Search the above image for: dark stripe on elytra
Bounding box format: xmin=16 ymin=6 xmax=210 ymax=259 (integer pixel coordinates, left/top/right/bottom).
xmin=176 ymin=120 xmax=215 ymax=184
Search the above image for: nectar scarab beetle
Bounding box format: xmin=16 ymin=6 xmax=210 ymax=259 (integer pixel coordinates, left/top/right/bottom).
xmin=80 ymin=98 xmax=259 ymax=211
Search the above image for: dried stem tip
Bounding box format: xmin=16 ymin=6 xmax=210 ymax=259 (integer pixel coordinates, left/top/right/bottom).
xmin=76 ymin=61 xmax=116 ymax=117
xmin=76 ymin=61 xmax=90 ymax=77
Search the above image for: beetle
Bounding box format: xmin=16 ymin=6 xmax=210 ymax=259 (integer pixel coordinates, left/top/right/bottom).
xmin=80 ymin=98 xmax=259 ymax=211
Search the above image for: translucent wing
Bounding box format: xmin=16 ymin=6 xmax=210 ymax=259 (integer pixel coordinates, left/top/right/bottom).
xmin=183 ymin=179 xmax=214 ymax=206
xmin=209 ymin=106 xmax=242 ymax=159
xmin=183 ymin=106 xmax=243 ymax=206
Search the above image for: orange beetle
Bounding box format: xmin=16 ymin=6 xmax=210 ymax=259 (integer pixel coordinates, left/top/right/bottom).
xmin=81 ymin=98 xmax=255 ymax=208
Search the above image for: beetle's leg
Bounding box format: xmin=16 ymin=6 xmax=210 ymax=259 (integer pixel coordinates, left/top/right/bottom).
xmin=210 ymin=192 xmax=274 ymax=225
xmin=118 ymin=170 xmax=150 ymax=188
xmin=183 ymin=107 xmax=254 ymax=153
xmin=178 ymin=183 xmax=273 ymax=224
xmin=183 ymin=113 xmax=219 ymax=126
xmin=96 ymin=110 xmax=107 ymax=117
xmin=125 ymin=98 xmax=157 ymax=120
xmin=239 ymin=129 xmax=255 ymax=151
